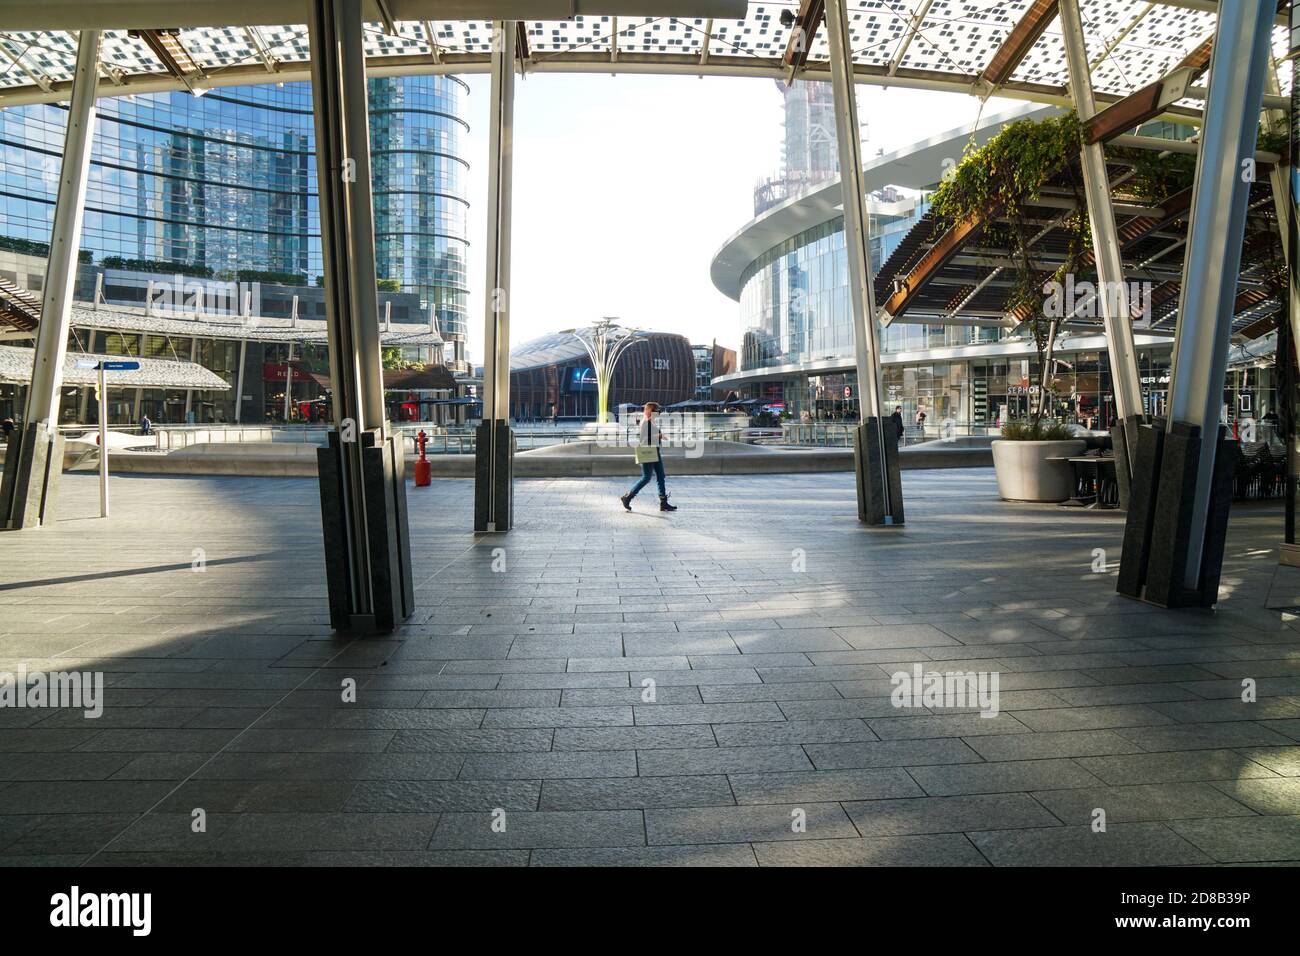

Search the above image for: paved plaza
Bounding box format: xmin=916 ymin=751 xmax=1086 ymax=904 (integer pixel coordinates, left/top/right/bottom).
xmin=1 ymin=468 xmax=1299 ymax=866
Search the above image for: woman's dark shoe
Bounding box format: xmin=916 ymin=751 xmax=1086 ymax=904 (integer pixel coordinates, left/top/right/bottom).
xmin=659 ymin=496 xmax=677 ymax=512
xmin=620 ymin=493 xmax=634 ymax=511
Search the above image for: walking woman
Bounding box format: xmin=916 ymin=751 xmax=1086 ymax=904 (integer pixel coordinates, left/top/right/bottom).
xmin=620 ymin=402 xmax=677 ymax=512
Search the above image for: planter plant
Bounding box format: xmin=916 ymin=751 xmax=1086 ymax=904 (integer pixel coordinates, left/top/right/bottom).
xmin=930 ymin=113 xmax=1094 ymax=501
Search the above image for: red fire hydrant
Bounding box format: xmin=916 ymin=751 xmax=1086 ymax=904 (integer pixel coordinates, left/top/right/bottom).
xmin=414 ymin=429 xmax=431 ymax=486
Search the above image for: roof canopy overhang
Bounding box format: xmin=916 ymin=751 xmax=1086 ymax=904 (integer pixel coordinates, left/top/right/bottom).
xmin=0 ymin=1 xmax=1289 ymax=124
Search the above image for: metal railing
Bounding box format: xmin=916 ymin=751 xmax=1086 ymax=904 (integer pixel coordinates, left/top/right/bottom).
xmin=779 ymin=421 xmax=1001 ymax=447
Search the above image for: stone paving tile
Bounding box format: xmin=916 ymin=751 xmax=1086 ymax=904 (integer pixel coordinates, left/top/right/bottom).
xmin=2 ymin=813 xmax=138 ymax=855
xmin=428 ymin=810 xmax=645 ymax=849
xmin=343 ymin=780 xmax=541 ymax=812
xmin=907 ymin=758 xmax=1102 ymax=796
xmin=843 ymin=793 xmax=1061 ymax=835
xmin=968 ymin=822 xmax=1215 ymax=866
xmin=711 ymin=718 xmax=877 ymax=747
xmin=868 ymin=713 xmax=1032 ymax=739
xmin=699 ymin=682 xmax=843 ymax=702
xmin=804 ymin=738 xmax=983 ymax=770
xmin=457 ymin=750 xmax=637 ymax=780
xmin=1111 ymin=721 xmax=1297 ymax=752
xmin=539 ymin=775 xmax=735 ymax=810
xmin=5 ymin=471 xmax=1300 ymax=864
xmin=753 ymin=833 xmax=988 ymax=866
xmin=155 ymin=780 xmax=358 ymax=813
xmin=728 ymin=768 xmax=923 ymax=805
xmin=1008 ymin=704 xmax=1177 ymax=733
xmin=645 ymin=803 xmax=857 ymax=845
xmin=1166 ymin=816 xmax=1300 ymax=863
xmin=0 ymin=752 xmax=135 ymax=782
xmin=1031 ymin=782 xmax=1259 ymax=824
xmin=561 ymin=686 xmax=702 ymax=707
xmin=637 ymin=745 xmax=814 ymax=776
xmin=386 ymin=729 xmax=554 ymax=752
xmin=479 ymin=706 xmax=633 ymax=729
xmin=633 ymin=702 xmax=785 ymax=725
xmin=552 ymin=725 xmax=716 ymax=751
xmin=1235 ymin=746 xmax=1300 ymax=775
xmin=531 ymin=844 xmax=757 ymax=866
xmin=0 ymin=780 xmax=175 ymax=814
xmin=1208 ymin=778 xmax=1300 ymax=815
xmin=195 ymin=752 xmax=466 ymax=781
xmin=1073 ymin=748 xmax=1280 ymax=785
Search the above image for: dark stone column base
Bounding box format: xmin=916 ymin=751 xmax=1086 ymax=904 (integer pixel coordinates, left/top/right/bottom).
xmin=852 ymin=417 xmax=904 ymax=526
xmin=1 ymin=421 xmax=65 ymax=530
xmin=1109 ymin=413 xmax=1145 ymax=511
xmin=1117 ymin=420 xmax=1238 ymax=608
xmin=474 ymin=420 xmax=513 ymax=533
xmin=317 ymin=428 xmax=414 ymax=632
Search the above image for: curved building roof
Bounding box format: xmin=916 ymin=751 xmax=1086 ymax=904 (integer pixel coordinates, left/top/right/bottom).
xmin=0 ymin=2 xmax=1287 ymax=122
xmin=709 ymin=103 xmax=1058 ymax=300
xmin=510 ymin=327 xmax=687 ymax=372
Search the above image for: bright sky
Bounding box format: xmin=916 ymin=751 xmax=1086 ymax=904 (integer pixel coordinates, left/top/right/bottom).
xmin=459 ymin=73 xmax=1018 ymax=365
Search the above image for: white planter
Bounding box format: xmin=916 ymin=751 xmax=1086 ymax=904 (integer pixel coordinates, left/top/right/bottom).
xmin=991 ymin=439 xmax=1087 ymax=502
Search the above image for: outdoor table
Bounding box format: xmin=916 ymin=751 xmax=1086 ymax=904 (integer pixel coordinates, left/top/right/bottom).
xmin=1046 ymin=456 xmax=1118 ymax=509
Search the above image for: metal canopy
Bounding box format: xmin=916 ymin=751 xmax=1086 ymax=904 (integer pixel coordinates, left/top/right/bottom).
xmin=873 ymin=168 xmax=1286 ymax=340
xmin=0 ymin=1 xmax=1290 ymax=120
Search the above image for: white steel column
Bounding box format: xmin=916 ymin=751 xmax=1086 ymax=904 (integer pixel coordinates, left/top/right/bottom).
xmin=23 ymin=29 xmax=99 ymax=428
xmin=1166 ymin=0 xmax=1276 ymax=590
xmin=234 ymin=338 xmax=247 ymax=423
xmin=825 ymin=0 xmax=898 ymax=523
xmin=1059 ymin=0 xmax=1144 ymax=426
xmin=183 ymin=335 xmax=198 ymax=421
xmin=481 ymin=20 xmax=514 ymax=426
xmin=475 ymin=19 xmax=516 ymax=533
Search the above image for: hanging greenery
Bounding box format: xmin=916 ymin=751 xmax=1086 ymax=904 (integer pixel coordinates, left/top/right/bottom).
xmin=929 ymin=112 xmax=1089 ymax=434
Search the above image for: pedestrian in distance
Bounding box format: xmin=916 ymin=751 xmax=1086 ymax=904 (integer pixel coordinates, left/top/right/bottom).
xmin=620 ymin=402 xmax=677 ymax=512
xmin=889 ymin=405 xmax=904 ymax=450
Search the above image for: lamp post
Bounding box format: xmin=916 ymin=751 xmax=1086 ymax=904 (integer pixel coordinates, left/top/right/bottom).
xmin=567 ymin=319 xmax=644 ymax=425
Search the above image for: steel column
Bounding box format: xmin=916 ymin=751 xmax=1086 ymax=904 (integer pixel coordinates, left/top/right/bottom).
xmin=475 ymin=20 xmax=516 ymax=532
xmin=1117 ymin=0 xmax=1276 ymax=606
xmin=1059 ymin=0 xmax=1145 ymax=429
xmin=1166 ymin=1 xmax=1274 ymax=590
xmin=824 ymin=0 xmax=901 ymax=524
xmin=307 ymin=0 xmax=412 ymax=630
xmin=0 ymin=29 xmax=98 ymax=529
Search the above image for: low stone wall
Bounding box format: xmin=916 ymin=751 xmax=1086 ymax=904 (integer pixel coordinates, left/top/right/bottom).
xmin=11 ymin=438 xmax=990 ymax=479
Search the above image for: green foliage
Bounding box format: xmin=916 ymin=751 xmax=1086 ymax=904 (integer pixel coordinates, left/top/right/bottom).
xmin=1000 ymin=419 xmax=1075 ymax=441
xmin=930 ymin=112 xmax=1084 ymax=227
xmin=101 ymin=256 xmax=213 ymax=278
xmin=381 ymin=347 xmax=424 ymax=370
xmin=234 ymin=269 xmax=306 ymax=286
xmin=931 ymin=113 xmax=1089 ymax=430
xmin=377 ymin=278 xmax=401 ymax=292
xmin=0 ymin=235 xmax=93 ymax=263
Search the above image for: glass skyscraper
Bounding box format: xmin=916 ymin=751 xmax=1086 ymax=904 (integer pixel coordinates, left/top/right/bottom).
xmin=0 ymin=74 xmax=470 ymax=344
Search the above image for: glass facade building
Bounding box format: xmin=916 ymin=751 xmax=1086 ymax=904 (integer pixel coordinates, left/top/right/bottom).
xmin=0 ymin=75 xmax=470 ymax=343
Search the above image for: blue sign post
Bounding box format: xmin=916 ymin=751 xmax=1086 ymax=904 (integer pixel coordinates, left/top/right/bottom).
xmin=86 ymin=358 xmax=141 ymax=518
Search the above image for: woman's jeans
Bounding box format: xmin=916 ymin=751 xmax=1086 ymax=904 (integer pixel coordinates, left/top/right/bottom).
xmin=628 ymin=459 xmax=667 ymax=497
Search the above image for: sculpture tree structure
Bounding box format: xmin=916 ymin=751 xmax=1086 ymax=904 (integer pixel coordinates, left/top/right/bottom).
xmin=567 ymin=319 xmax=645 ymax=425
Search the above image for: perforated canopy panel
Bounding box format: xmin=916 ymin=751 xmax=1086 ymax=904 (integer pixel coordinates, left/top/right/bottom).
xmin=0 ymin=1 xmax=1289 ymax=118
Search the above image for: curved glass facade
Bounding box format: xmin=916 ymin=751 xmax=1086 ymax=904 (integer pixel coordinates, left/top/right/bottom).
xmin=0 ymin=74 xmax=470 ymax=342
xmin=737 ymin=208 xmax=922 ymax=372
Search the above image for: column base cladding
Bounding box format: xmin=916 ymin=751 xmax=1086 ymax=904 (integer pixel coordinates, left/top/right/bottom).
xmin=853 ymin=416 xmax=904 ymax=526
